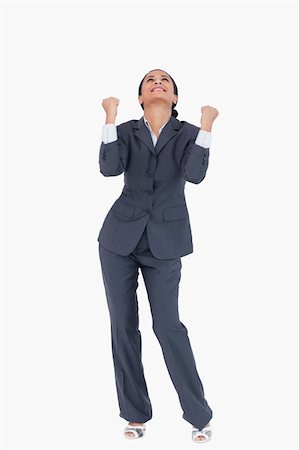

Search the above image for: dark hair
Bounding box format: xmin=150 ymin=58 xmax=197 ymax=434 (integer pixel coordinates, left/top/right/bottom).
xmin=138 ymin=68 xmax=179 ymax=118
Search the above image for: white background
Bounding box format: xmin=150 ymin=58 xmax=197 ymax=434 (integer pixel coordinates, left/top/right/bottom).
xmin=1 ymin=1 xmax=298 ymax=449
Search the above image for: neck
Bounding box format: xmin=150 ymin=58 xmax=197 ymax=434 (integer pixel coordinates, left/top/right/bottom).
xmin=143 ymin=105 xmax=172 ymax=129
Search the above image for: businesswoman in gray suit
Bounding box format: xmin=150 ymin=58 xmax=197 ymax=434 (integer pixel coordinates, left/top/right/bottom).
xmin=97 ymin=68 xmax=219 ymax=443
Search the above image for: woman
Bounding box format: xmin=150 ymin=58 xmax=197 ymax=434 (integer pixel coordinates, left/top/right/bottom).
xmin=97 ymin=68 xmax=219 ymax=443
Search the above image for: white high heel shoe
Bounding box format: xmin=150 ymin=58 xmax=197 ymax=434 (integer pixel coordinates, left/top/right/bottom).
xmin=192 ymin=422 xmax=212 ymax=443
xmin=123 ymin=423 xmax=146 ymax=439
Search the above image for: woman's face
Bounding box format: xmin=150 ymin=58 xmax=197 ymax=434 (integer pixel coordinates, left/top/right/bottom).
xmin=138 ymin=70 xmax=178 ymax=111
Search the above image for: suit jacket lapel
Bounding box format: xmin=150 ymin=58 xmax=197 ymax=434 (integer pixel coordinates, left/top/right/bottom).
xmin=133 ymin=116 xmax=181 ymax=156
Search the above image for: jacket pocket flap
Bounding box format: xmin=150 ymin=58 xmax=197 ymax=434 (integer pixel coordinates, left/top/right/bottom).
xmin=163 ymin=204 xmax=188 ymax=221
xmin=113 ymin=199 xmax=135 ymax=218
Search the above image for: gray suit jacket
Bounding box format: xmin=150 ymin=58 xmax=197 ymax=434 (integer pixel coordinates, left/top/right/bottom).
xmin=97 ymin=116 xmax=210 ymax=259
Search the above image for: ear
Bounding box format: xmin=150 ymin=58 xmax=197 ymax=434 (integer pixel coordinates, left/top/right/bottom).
xmin=138 ymin=95 xmax=143 ymax=106
xmin=173 ymin=95 xmax=178 ymax=104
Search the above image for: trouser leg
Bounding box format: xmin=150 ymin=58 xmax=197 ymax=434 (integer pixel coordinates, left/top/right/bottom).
xmin=138 ymin=233 xmax=213 ymax=430
xmin=98 ymin=242 xmax=152 ymax=423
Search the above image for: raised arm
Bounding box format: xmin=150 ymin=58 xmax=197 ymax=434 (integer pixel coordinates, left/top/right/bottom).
xmin=180 ymin=105 xmax=219 ymax=184
xmin=99 ymin=97 xmax=128 ymax=176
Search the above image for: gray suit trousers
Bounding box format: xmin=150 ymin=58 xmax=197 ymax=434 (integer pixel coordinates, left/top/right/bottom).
xmin=98 ymin=226 xmax=213 ymax=430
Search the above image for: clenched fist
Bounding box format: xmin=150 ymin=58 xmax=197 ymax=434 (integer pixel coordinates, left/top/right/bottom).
xmin=200 ymin=105 xmax=219 ymax=132
xmin=102 ymin=97 xmax=120 ymax=123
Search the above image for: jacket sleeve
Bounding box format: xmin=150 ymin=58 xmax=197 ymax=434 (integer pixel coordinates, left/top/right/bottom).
xmin=180 ymin=129 xmax=210 ymax=184
xmin=99 ymin=124 xmax=129 ymax=177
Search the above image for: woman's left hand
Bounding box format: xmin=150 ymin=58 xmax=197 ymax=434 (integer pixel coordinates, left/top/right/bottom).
xmin=200 ymin=106 xmax=219 ymax=131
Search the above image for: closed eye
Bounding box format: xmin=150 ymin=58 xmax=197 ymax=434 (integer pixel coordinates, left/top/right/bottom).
xmin=147 ymin=77 xmax=170 ymax=82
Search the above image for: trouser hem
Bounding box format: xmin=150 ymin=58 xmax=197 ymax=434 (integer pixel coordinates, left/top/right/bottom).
xmin=119 ymin=413 xmax=152 ymax=423
xmin=182 ymin=411 xmax=213 ymax=430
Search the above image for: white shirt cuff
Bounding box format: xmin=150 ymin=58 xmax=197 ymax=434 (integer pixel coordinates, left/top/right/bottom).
xmin=195 ymin=129 xmax=212 ymax=148
xmin=102 ymin=124 xmax=117 ymax=144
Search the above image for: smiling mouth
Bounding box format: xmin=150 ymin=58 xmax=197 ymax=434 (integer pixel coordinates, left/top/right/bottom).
xmin=151 ymin=87 xmax=166 ymax=92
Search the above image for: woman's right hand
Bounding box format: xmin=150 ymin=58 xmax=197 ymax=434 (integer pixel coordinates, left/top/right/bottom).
xmin=102 ymin=97 xmax=120 ymax=123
